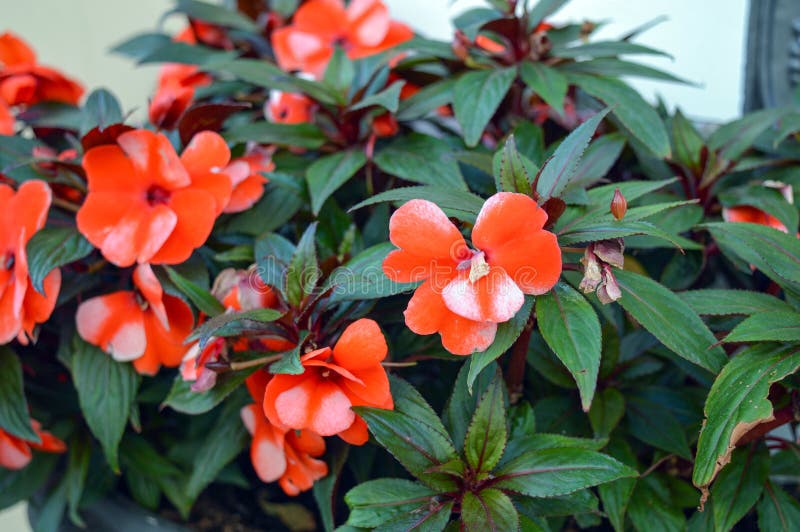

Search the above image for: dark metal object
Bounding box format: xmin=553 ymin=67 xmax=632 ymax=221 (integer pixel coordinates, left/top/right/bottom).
xmin=743 ymin=0 xmax=800 ymax=111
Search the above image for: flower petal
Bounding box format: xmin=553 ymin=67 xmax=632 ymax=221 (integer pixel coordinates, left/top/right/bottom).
xmin=294 ymin=0 xmax=347 ymax=37
xmin=0 ymin=430 xmax=32 ymax=470
xmin=442 ymin=268 xmax=524 ymax=323
xmin=180 ymin=131 xmax=231 ymax=176
xmin=76 ymin=292 xmax=146 ymax=361
xmin=486 ymin=230 xmax=562 ymax=295
xmin=472 ymin=192 xmax=548 ymax=251
xmin=117 ymin=129 xmax=190 ymax=190
xmin=389 ymin=199 xmax=467 ymax=262
xmin=440 ymin=317 xmax=497 ymax=356
xmin=332 ymin=318 xmax=387 ymax=371
xmin=149 ymin=189 xmax=217 ymax=264
xmin=336 ymin=415 xmax=369 ymax=445
xmin=342 ymin=365 xmax=392 ymax=408
xmin=347 ymin=0 xmax=390 ymax=48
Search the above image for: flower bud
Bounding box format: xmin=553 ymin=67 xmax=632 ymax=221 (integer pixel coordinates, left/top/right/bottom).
xmin=611 ymin=187 xmax=627 ymax=220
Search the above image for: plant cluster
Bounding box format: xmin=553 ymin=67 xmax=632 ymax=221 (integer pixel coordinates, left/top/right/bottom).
xmin=0 ymin=0 xmax=799 ymax=530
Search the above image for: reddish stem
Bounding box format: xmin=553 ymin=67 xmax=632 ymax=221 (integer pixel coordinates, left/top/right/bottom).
xmin=504 ymin=318 xmax=534 ymax=402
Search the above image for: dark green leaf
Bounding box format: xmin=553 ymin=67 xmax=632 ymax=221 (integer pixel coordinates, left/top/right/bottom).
xmin=711 ymin=446 xmax=769 ymax=531
xmin=313 ymin=440 xmax=349 ymax=532
xmin=224 ymin=122 xmax=328 ymax=149
xmin=443 ymin=362 xmax=497 ymax=453
xmin=187 ymin=308 xmax=283 ymax=348
xmin=350 ymin=80 xmax=404 ymax=113
xmin=671 ymin=109 xmax=705 ymax=169
xmin=570 ymin=132 xmax=626 ymax=186
xmin=536 ymin=107 xmax=611 ymax=200
xmin=758 ymin=483 xmax=800 ymax=532
xmin=26 ymin=227 xmax=93 ymax=294
xmin=110 ymin=32 xmax=171 ymax=61
xmin=627 ymin=397 xmax=691 ymax=459
xmin=350 ymin=185 xmax=483 ymax=223
xmin=374 ymin=134 xmax=466 ymax=190
xmin=454 ymin=67 xmax=516 ymax=147
xmin=464 ymin=375 xmax=507 ymax=474
xmin=563 ymin=58 xmax=691 ymax=84
xmin=0 ymin=454 xmax=59 ymax=510
xmin=70 ymin=337 xmax=139 ymax=472
xmin=254 ymin=231 xmax=295 ymax=298
xmin=719 ymin=185 xmax=798 ymax=234
xmin=461 ymin=489 xmax=518 ymax=532
xmin=723 ymin=311 xmax=800 ymax=343
xmin=492 ymin=134 xmax=536 ymax=193
xmin=81 ymin=88 xmax=123 ymax=134
xmin=215 ymin=59 xmax=341 ymax=105
xmin=467 ymin=297 xmax=534 ymax=391
xmin=396 ymin=79 xmax=454 ymax=120
xmin=628 ymin=475 xmax=685 ymax=532
xmin=139 ymin=41 xmax=237 ymax=67
xmin=220 ymin=180 xmax=303 ymax=235
xmin=344 ymin=479 xmax=438 ymax=529
xmin=0 ymin=347 xmax=38 ymax=441
xmin=494 ymin=448 xmax=637 ymax=497
xmin=65 ymin=433 xmax=91 ymax=526
xmin=693 ymin=343 xmax=800 ymax=490
xmin=614 ymin=270 xmax=727 ymax=373
xmin=174 ymin=0 xmax=257 ymax=30
xmin=323 ymin=47 xmax=354 ymax=98
xmin=164 ymin=266 xmax=224 ymax=317
xmin=325 ymin=243 xmax=417 ymax=302
xmin=307 ymin=150 xmax=367 ymax=215
xmin=708 ymin=107 xmax=784 ymax=162
xmin=163 ymin=367 xmax=257 ymax=415
xmin=570 ymin=74 xmax=671 ymax=158
xmin=269 ymin=340 xmax=306 ymax=375
xmin=679 ymin=289 xmax=794 ymax=316
xmin=553 ymin=41 xmax=671 ymax=59
xmin=537 ymin=283 xmax=601 ymax=411
xmin=588 ymin=388 xmax=625 ymax=439
xmin=559 ymin=220 xmax=690 ymax=249
xmin=390 ymin=376 xmax=452 ymax=443
xmin=528 ymin=0 xmax=569 ymax=29
xmin=286 ymin=223 xmax=320 ymax=306
xmin=520 ymin=61 xmax=567 ymax=115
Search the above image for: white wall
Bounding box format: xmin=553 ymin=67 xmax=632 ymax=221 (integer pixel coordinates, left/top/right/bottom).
xmin=0 ymin=0 xmax=747 ymax=122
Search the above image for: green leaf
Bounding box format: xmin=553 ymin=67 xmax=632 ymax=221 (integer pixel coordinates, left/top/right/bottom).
xmin=0 ymin=347 xmax=38 ymax=441
xmin=588 ymin=388 xmax=625 ymax=438
xmin=598 ymin=439 xmax=637 ymax=532
xmin=26 ymin=227 xmax=93 ymax=294
xmin=679 ymin=289 xmax=794 ymax=316
xmin=325 ymin=243 xmax=417 ymax=302
xmin=570 ymin=132 xmax=626 ymax=186
xmin=65 ymin=433 xmax=91 ymax=526
xmin=138 ymin=41 xmax=237 ymax=67
xmin=494 ymin=448 xmax=637 ymax=497
xmin=313 ymin=441 xmax=349 ymax=532
xmin=350 ymin=80 xmax=404 ymax=113
xmin=323 ymin=47 xmax=354 ymax=98
xmin=163 ymin=266 xmax=224 ymax=317
xmin=254 ymin=231 xmax=295 ymax=299
xmin=390 ymin=376 xmax=453 ymax=443
xmin=711 ymin=446 xmax=769 ymax=532
xmin=396 ymin=78 xmax=454 ymax=120
xmin=693 ymin=343 xmax=800 ymax=490
xmin=723 ymin=311 xmax=800 ymax=343
xmin=443 ymin=362 xmax=497 ymax=453
xmin=528 ymin=0 xmax=569 ymax=29
xmin=703 ymin=222 xmax=800 ymax=292
xmin=614 ymin=270 xmax=727 ymax=373
xmin=464 ymin=375 xmax=507 ymax=474
xmin=520 ymin=433 xmax=608 ymax=452
xmin=553 ymin=40 xmax=671 ymax=59
xmin=185 ymin=396 xmax=249 ymax=502
xmin=174 ymin=0 xmax=257 ymax=31
xmin=221 ymin=180 xmax=303 ymax=235
xmin=758 ymin=483 xmax=800 ymax=532
xmin=0 ymin=454 xmax=59 ymax=510
xmin=269 ymin=340 xmax=306 ymax=375
xmin=570 ymin=73 xmax=671 ymax=157
xmin=514 ymin=489 xmax=599 ymax=518
xmin=461 ymin=489 xmax=519 ymax=532
xmin=627 ymin=397 xmax=691 ymax=459
xmin=70 ymin=337 xmax=139 ymax=472
xmin=286 ymin=223 xmax=320 ymax=307
xmin=708 ymin=107 xmax=783 ymax=162
xmin=671 ymin=109 xmax=705 ymax=169
xmin=559 ymin=220 xmax=690 ymax=249
xmin=345 ymin=479 xmax=438 ymax=529
xmin=224 ymin=121 xmax=328 ymax=149
xmin=519 ymin=61 xmax=567 ymax=116
xmin=563 ymin=58 xmax=692 ymax=84
xmin=536 ymin=283 xmax=601 ymax=411
xmin=307 ymin=149 xmax=367 ymax=215
xmin=186 ymin=308 xmax=283 ymax=348
xmin=81 ymin=88 xmax=123 ymax=134
xmin=110 ymin=32 xmax=171 ymax=62
xmin=373 ymin=134 xmax=466 ymax=190
xmin=350 ymin=185 xmax=483 ymax=223
xmin=355 ymin=407 xmax=459 ymax=491
xmin=586 ymin=178 xmax=677 ymax=205
xmin=162 ymin=366 xmax=257 ymax=415
xmin=454 ymin=67 xmax=517 ymax=147
xmin=628 ymin=475 xmax=685 ymax=532
xmin=215 ymin=59 xmax=341 ymax=105
xmin=536 ymin=107 xmax=611 ymax=200
xmin=492 ymin=134 xmax=536 ymax=193
xmin=467 ymin=297 xmax=534 ymax=392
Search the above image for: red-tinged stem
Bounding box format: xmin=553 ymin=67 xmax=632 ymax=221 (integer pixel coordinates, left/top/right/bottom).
xmin=229 ymin=353 xmax=284 ymax=371
xmin=52 ymin=197 xmax=80 ymax=213
xmin=505 ymin=317 xmax=534 ymax=403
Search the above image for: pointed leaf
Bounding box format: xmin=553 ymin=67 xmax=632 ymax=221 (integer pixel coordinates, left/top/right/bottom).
xmin=461 ymin=489 xmax=519 ymax=532
xmin=464 ymin=375 xmax=507 ymax=474
xmin=26 ymin=227 xmax=93 ymax=294
xmin=0 ymin=348 xmax=38 ymax=441
xmin=679 ymin=289 xmax=794 ymax=316
xmin=454 ymin=67 xmax=517 ymax=147
xmin=520 ymin=61 xmax=567 ymax=115
xmin=164 ymin=265 xmax=224 ymax=317
xmin=307 ymin=149 xmax=367 ymax=215
xmin=286 ymin=223 xmax=320 ymax=307
xmin=723 ymin=311 xmax=800 ymax=343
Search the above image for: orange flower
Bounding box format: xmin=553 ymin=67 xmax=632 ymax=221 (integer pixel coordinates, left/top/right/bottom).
xmin=241 ymin=369 xmax=328 ymax=495
xmin=76 ymin=263 xmax=194 ymax=375
xmin=382 ymin=193 xmax=561 ymax=355
xmin=0 ymin=99 xmax=13 ymax=134
xmin=723 ymin=205 xmax=791 ymax=234
xmin=222 ymin=145 xmax=274 ymax=213
xmin=181 ymin=267 xmax=292 ymax=389
xmin=0 ymin=32 xmax=83 ymax=106
xmin=271 ymin=0 xmax=413 ymax=78
xmin=266 ymin=91 xmax=315 ymax=124
xmin=263 ymin=319 xmax=392 ymax=445
xmin=0 ymin=418 xmax=66 ymax=470
xmin=76 ymin=129 xmax=233 ymax=267
xmin=372 ymin=113 xmax=398 ymax=137
xmin=475 ymin=34 xmax=505 ymax=54
xmin=0 ymin=180 xmax=61 ymax=345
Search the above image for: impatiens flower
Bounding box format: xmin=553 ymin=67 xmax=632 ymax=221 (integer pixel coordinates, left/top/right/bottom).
xmin=181 ymin=267 xmax=292 ymax=389
xmin=0 ymin=180 xmax=61 ymax=345
xmin=0 ymin=100 xmax=13 ymax=134
xmin=383 ymin=193 xmax=561 ymax=355
xmin=76 ymin=129 xmax=233 ymax=267
xmin=723 ymin=205 xmax=791 ymax=234
xmin=0 ymin=419 xmax=66 ymax=470
xmin=76 ymin=263 xmax=194 ymax=375
xmin=271 ymin=0 xmax=413 ymax=78
xmin=263 ymin=319 xmax=393 ymax=445
xmin=241 ymin=369 xmax=328 ymax=495
xmin=0 ymin=32 xmax=84 ymax=106
xmin=148 ymin=26 xmax=213 ymax=129
xmin=222 ymin=145 xmax=274 ymax=213
xmin=372 ymin=113 xmax=398 ymax=137
xmin=266 ymin=91 xmax=315 ymax=125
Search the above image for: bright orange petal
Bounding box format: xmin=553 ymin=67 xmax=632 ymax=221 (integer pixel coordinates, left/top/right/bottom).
xmin=389 ymin=199 xmax=468 ymax=262
xmin=294 ymin=0 xmax=347 ymax=37
xmin=133 ymin=264 xmax=167 ymax=327
xmin=13 ymin=180 xmax=52 ymax=238
xmin=224 ymin=174 xmax=267 ymax=213
xmin=76 ymin=292 xmax=146 ymax=361
xmin=337 ymin=415 xmax=369 ymax=445
xmin=117 ymin=130 xmax=190 ymax=190
xmin=21 ymin=267 xmax=60 ymax=339
xmin=149 ymin=189 xmax=217 ymax=264
xmin=0 ymin=430 xmax=32 ymax=470
xmin=82 ymin=145 xmax=145 ymax=193
xmin=472 ymin=192 xmax=548 ymax=251
xmin=346 ymin=0 xmax=390 ymax=48
xmin=332 ymin=318 xmax=387 ymax=370
xmin=382 ymin=249 xmax=441 ymax=283
xmin=722 ymin=205 xmax=789 ymax=233
xmin=0 ymin=100 xmax=14 ymax=135
xmin=188 ymin=170 xmax=233 ymax=215
xmin=0 ymin=32 xmax=36 ymax=66
xmin=180 ymin=131 xmax=231 ymax=176
xmin=263 ymin=373 xmax=308 ymax=429
xmin=486 ymin=230 xmax=561 ymax=295
xmin=440 ymin=316 xmax=497 ymax=356
xmin=342 ymin=364 xmax=392 ymax=408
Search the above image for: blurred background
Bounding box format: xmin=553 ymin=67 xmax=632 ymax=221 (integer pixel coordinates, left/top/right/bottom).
xmin=0 ymin=0 xmax=748 ymax=529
